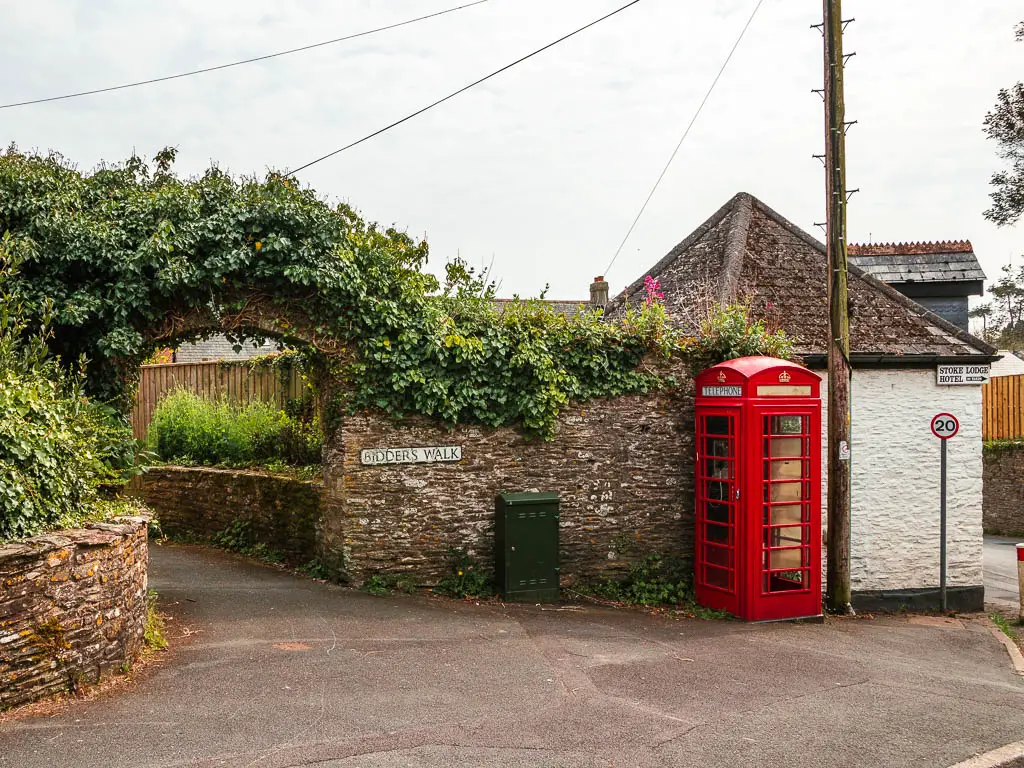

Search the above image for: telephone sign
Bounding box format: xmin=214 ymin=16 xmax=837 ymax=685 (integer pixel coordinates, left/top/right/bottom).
xmin=930 ymin=413 xmax=959 ymax=440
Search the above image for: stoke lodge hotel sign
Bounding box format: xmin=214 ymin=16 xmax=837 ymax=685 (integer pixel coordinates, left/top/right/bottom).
xmin=936 ymin=365 xmax=990 ymax=386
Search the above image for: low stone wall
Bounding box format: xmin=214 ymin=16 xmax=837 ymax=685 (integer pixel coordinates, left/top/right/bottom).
xmin=983 ymin=445 xmax=1024 ymax=536
xmin=0 ymin=516 xmax=149 ymax=710
xmin=322 ymin=384 xmax=695 ymax=584
xmin=133 ymin=467 xmax=322 ymax=566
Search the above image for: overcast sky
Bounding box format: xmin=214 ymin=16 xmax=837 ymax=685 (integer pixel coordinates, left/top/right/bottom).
xmin=2 ymin=0 xmax=1021 ymax=305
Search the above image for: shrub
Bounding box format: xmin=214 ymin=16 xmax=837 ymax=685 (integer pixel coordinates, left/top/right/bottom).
xmin=587 ymin=554 xmax=694 ymax=607
xmin=682 ymin=303 xmax=793 ymax=375
xmin=146 ymin=390 xmax=321 ymax=468
xmin=360 ymin=573 xmax=417 ymax=596
xmin=210 ymin=519 xmax=283 ymax=563
xmin=434 ymin=549 xmax=494 ymax=599
xmin=0 ymin=237 xmax=137 ymax=541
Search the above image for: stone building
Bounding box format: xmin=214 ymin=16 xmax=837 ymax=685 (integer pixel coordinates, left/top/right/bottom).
xmin=605 ymin=192 xmax=997 ymax=609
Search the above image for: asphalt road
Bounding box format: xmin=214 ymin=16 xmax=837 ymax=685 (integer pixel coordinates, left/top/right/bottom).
xmin=3 ymin=544 xmax=1024 ymax=767
xmin=986 ymin=534 xmax=1023 ymax=614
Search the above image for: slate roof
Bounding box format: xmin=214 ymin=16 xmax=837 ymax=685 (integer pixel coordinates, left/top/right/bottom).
xmin=605 ymin=193 xmax=997 ymax=361
xmin=848 ymin=241 xmax=986 ymax=284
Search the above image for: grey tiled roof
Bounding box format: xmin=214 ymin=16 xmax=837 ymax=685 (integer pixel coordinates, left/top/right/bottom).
xmin=848 ymin=245 xmax=986 ymax=284
xmin=605 ymin=193 xmax=996 ymax=360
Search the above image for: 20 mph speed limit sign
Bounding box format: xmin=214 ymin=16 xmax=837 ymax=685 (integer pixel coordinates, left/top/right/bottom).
xmin=931 ymin=413 xmax=960 ymax=440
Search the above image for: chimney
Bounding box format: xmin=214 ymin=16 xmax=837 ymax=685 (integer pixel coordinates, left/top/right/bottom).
xmin=590 ymin=276 xmax=609 ymax=307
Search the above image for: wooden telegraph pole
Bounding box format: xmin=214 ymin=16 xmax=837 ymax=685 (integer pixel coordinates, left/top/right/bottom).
xmin=822 ymin=0 xmax=853 ymax=613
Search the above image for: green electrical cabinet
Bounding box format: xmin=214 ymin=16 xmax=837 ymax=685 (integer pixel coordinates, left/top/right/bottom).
xmin=495 ymin=491 xmax=560 ymax=603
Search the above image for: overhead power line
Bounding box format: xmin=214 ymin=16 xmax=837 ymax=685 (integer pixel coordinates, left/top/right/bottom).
xmin=287 ymin=0 xmax=642 ymax=175
xmin=604 ymin=0 xmax=764 ymax=277
xmin=0 ymin=0 xmax=492 ymax=110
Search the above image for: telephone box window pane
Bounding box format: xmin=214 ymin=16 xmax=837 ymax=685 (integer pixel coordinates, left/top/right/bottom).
xmin=707 ymin=501 xmax=731 ymax=525
xmin=706 ymin=438 xmax=732 ymax=458
xmin=771 ymin=504 xmax=803 ymax=526
xmin=705 ymin=543 xmax=732 ymax=567
xmin=705 ymin=415 xmax=731 ymax=435
xmin=706 ymin=480 xmax=731 ymax=502
xmin=769 ymin=415 xmax=805 ymax=435
xmin=704 ymin=565 xmax=731 ymax=590
xmin=769 ymin=437 xmax=804 ymax=459
xmin=763 ymin=523 xmax=807 ymax=547
xmin=769 ymin=482 xmax=803 ymax=503
xmin=766 ymin=570 xmax=807 ymax=592
xmin=706 ymin=458 xmax=733 ymax=479
xmin=705 ymin=523 xmax=731 ymax=545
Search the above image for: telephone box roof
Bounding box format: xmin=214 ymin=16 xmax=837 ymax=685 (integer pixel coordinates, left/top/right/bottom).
xmin=697 ymin=356 xmax=807 ymax=380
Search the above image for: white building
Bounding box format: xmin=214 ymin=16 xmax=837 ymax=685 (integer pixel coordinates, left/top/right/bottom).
xmin=606 ymin=193 xmax=997 ymax=611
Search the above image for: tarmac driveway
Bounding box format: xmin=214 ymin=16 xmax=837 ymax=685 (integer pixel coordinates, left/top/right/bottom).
xmin=987 ymin=534 xmax=1023 ymax=614
xmin=2 ymin=544 xmax=1024 ymax=768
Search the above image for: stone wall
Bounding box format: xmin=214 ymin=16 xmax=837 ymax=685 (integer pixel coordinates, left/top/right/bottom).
xmin=322 ymin=383 xmax=694 ymax=584
xmin=0 ymin=516 xmax=149 ymax=710
xmin=133 ymin=467 xmax=322 ymax=566
xmin=983 ymin=445 xmax=1024 ymax=536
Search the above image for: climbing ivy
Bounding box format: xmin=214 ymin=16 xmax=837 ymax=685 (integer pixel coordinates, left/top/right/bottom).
xmin=0 ymin=148 xmax=682 ymax=438
xmin=0 ymin=147 xmax=789 ymax=439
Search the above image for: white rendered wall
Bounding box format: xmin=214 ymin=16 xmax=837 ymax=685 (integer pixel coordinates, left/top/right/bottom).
xmin=820 ymin=369 xmax=983 ymax=592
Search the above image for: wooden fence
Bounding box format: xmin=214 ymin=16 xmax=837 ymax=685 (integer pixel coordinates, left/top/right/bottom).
xmin=131 ymin=361 xmax=307 ymax=441
xmin=983 ymin=374 xmax=1024 ymax=441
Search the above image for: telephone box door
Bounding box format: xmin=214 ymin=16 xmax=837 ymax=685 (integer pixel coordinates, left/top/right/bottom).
xmin=747 ymin=407 xmax=822 ymax=621
xmin=695 ymin=409 xmax=742 ymax=615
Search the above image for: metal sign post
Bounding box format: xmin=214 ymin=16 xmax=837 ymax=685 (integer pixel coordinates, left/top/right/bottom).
xmin=930 ymin=413 xmax=960 ymax=612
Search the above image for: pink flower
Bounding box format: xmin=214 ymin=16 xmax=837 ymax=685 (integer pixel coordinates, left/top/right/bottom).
xmin=643 ymin=275 xmax=665 ymax=306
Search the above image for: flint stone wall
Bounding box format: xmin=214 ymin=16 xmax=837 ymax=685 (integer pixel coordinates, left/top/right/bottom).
xmin=983 ymin=446 xmax=1024 ymax=536
xmin=0 ymin=516 xmax=149 ymax=710
xmin=132 ymin=467 xmax=322 ymax=566
xmin=322 ymin=383 xmax=695 ymax=583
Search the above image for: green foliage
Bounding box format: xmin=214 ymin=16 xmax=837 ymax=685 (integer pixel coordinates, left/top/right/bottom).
xmin=360 ymin=573 xmax=417 ymax=596
xmin=0 ymin=237 xmax=138 ymax=541
xmin=682 ymin=303 xmax=793 ymax=376
xmin=587 ymin=554 xmax=694 ymax=606
xmin=434 ymin=548 xmax=494 ymax=599
xmin=297 ymin=558 xmax=330 ymax=580
xmin=146 ymin=389 xmax=322 ymax=468
xmin=210 ymin=519 xmax=283 ymax=563
xmin=145 ymin=589 xmax=168 ymax=651
xmin=0 ymin=148 xmax=678 ymax=439
xmin=971 ymin=262 xmax=1024 ymax=351
xmin=577 ymin=554 xmax=730 ymax=618
xmin=984 ymin=20 xmax=1024 ymax=226
xmin=983 ymin=439 xmax=1024 ymax=455
xmin=990 ymin=611 xmax=1020 ymax=639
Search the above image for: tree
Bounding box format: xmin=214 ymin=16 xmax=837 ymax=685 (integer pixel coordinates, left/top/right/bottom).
xmin=969 ymin=259 xmax=1024 ymax=350
xmin=984 ymin=21 xmax=1024 ymax=226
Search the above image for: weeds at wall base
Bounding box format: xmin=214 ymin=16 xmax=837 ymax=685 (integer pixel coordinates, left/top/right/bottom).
xmin=360 ymin=573 xmax=418 ymax=596
xmin=145 ymin=590 xmax=168 ymax=651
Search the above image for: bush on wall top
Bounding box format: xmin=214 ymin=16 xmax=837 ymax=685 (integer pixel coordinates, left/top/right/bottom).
xmin=0 ymin=237 xmax=136 ymax=541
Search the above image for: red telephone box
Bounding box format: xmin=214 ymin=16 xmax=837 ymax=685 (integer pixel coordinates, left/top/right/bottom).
xmin=694 ymin=357 xmax=822 ymax=622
